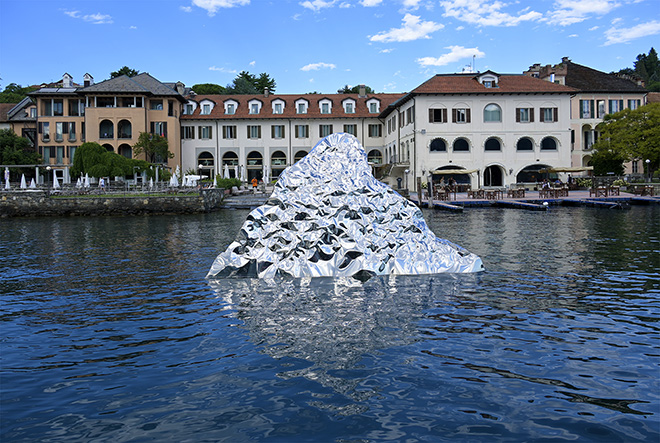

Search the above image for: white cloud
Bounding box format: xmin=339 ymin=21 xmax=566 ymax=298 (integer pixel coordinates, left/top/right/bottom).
xmin=249 ymin=61 xmax=256 ymax=66
xmin=416 ymin=45 xmax=485 ymax=67
xmin=339 ymin=2 xmax=352 ymax=8
xmin=440 ymin=0 xmax=542 ymax=27
xmin=129 ymin=25 xmax=138 ymax=30
xmin=360 ymin=0 xmax=383 ymax=6
xmin=180 ymin=6 xmax=193 ymax=12
xmin=64 ymin=10 xmax=113 ymax=24
xmin=589 ymin=25 xmax=599 ymax=31
xmin=568 ymin=33 xmax=578 ymax=37
xmin=456 ymin=25 xmax=464 ymax=30
xmin=605 ymin=20 xmax=660 ymax=45
xmin=209 ymin=66 xmax=238 ymax=73
xmin=379 ymin=48 xmax=394 ymax=53
xmin=300 ymin=0 xmax=337 ymax=12
xmin=369 ymin=13 xmax=443 ymax=42
xmin=301 ymin=62 xmax=336 ymax=71
xmin=192 ymin=0 xmax=250 ymax=16
xmin=545 ymin=0 xmax=619 ymax=26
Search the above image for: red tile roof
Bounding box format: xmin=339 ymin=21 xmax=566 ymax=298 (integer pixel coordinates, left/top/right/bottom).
xmin=181 ymin=93 xmax=404 ymax=120
xmin=411 ymin=73 xmax=577 ymax=94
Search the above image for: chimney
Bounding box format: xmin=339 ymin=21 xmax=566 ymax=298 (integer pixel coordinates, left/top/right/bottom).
xmin=264 ymin=88 xmax=270 ymax=98
xmin=358 ymin=84 xmax=366 ymax=98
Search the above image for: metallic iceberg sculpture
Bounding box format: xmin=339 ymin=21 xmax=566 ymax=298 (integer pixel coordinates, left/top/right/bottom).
xmin=207 ymin=133 xmax=484 ymax=279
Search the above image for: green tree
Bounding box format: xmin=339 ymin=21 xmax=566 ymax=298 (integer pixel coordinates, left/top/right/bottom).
xmin=590 ymin=148 xmax=626 ymax=176
xmin=593 ymin=102 xmax=660 ymax=177
xmin=132 ymin=132 xmax=173 ymax=164
xmin=225 ymin=71 xmax=277 ymax=94
xmin=634 ymin=48 xmax=660 ymax=91
xmin=0 ymin=83 xmax=37 ymax=103
xmin=192 ymin=83 xmax=226 ymax=95
xmin=255 ymin=73 xmax=276 ymax=94
xmin=110 ymin=66 xmax=140 ymax=78
xmin=0 ymin=129 xmax=41 ymax=178
xmin=71 ymin=141 xmax=154 ymax=179
xmin=337 ymin=84 xmax=375 ymax=94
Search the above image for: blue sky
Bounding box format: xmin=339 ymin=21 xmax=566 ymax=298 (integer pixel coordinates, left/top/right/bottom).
xmin=1 ymin=0 xmax=659 ymax=94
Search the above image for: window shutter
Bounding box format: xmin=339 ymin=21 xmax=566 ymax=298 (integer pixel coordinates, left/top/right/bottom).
xmin=163 ymin=122 xmax=168 ymax=137
xmin=530 ymin=108 xmax=534 ymax=122
xmin=442 ymin=108 xmax=447 ymax=123
xmin=38 ymin=122 xmax=42 ymax=133
xmin=208 ymin=125 xmax=211 ymax=139
xmin=257 ymin=126 xmax=261 ymax=138
xmin=50 ymin=148 xmax=55 ymax=158
xmin=247 ymin=126 xmax=251 ymax=138
xmin=62 ymin=123 xmax=68 ymax=134
xmin=540 ymin=109 xmax=545 ymax=122
xmin=590 ymin=100 xmax=594 ymax=118
xmin=618 ymin=100 xmax=624 ymax=111
xmin=466 ymin=109 xmax=471 ymax=123
xmin=452 ymin=109 xmax=457 ymax=123
xmin=516 ymin=108 xmax=521 ymax=122
xmin=150 ymin=122 xmax=155 ymax=134
xmin=553 ymin=108 xmax=558 ymax=122
xmin=429 ymin=109 xmax=433 ymax=123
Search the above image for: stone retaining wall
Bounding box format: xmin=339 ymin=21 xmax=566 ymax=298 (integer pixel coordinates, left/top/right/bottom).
xmin=0 ymin=189 xmax=225 ymax=217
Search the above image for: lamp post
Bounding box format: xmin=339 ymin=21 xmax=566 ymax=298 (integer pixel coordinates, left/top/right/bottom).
xmin=46 ymin=166 xmax=52 ymax=194
xmin=646 ymin=159 xmax=651 ymax=182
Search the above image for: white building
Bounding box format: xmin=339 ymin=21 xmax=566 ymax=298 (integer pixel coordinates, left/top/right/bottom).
xmin=180 ymin=89 xmax=404 ymax=182
xmin=379 ymin=71 xmax=576 ymax=190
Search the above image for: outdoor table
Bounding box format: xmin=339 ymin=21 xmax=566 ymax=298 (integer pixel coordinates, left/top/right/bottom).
xmin=507 ymin=188 xmax=525 ymax=198
xmin=467 ymin=189 xmax=484 ymax=199
xmin=608 ymin=186 xmax=620 ymax=196
xmin=641 ymin=186 xmax=654 ymax=196
xmin=589 ymin=187 xmax=608 ymax=197
xmin=485 ymin=189 xmax=503 ymax=200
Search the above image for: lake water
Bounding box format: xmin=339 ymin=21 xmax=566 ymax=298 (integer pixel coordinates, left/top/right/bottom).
xmin=1 ymin=206 xmax=659 ymax=442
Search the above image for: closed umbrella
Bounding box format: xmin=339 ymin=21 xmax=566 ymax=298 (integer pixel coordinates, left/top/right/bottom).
xmin=53 ymin=175 xmax=60 ymax=189
xmin=234 ymin=165 xmax=239 ymax=180
xmin=84 ymin=173 xmax=90 ymax=188
xmin=76 ymin=177 xmax=82 ymax=188
xmin=149 ymin=177 xmax=154 ymax=189
xmin=29 ymin=178 xmax=36 ymax=188
xmin=20 ymin=174 xmax=27 ymax=189
xmin=4 ymin=168 xmax=9 ymax=189
xmin=213 ymin=174 xmax=217 ymax=188
xmin=240 ymin=165 xmax=246 ymax=183
xmin=224 ymin=163 xmax=230 ymax=179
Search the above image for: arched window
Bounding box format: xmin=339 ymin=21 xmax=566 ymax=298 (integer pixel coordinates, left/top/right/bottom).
xmin=484 ymin=165 xmax=503 ymax=186
xmin=102 ymin=143 xmax=114 ymax=152
xmin=198 ymin=151 xmax=214 ymax=167
xmin=367 ymin=149 xmax=383 ymax=164
xmin=247 ymin=151 xmax=263 ymax=167
xmin=484 ymin=104 xmax=502 ymax=122
xmin=118 ymin=120 xmax=132 ymax=139
xmin=516 ymin=137 xmax=533 ymax=151
xmin=430 ymin=138 xmax=447 ymax=152
xmin=485 ymin=138 xmax=501 ymax=151
xmin=222 ymin=151 xmax=238 ymax=166
xmin=118 ymin=143 xmax=132 ymax=159
xmin=294 ymin=150 xmax=307 ymax=163
xmin=541 ymin=137 xmax=557 ymax=150
xmin=100 ymin=120 xmax=114 ymax=139
xmin=453 ymin=138 xmax=469 ymax=152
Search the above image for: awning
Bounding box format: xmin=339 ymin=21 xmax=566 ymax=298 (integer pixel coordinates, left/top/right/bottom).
xmin=539 ymin=166 xmax=593 ymax=173
xmin=431 ymin=168 xmax=479 ymax=175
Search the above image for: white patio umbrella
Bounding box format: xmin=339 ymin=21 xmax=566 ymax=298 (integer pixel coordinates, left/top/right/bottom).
xmin=234 ymin=165 xmax=239 ymax=180
xmin=149 ymin=177 xmax=154 ymax=189
xmin=4 ymin=167 xmax=9 ymax=190
xmin=84 ymin=173 xmax=90 ymax=188
xmin=223 ymin=163 xmax=230 ymax=179
xmin=213 ymin=174 xmax=217 ymax=188
xmin=53 ymin=175 xmax=60 ymax=189
xmin=262 ymin=163 xmax=269 ymax=184
xmin=29 ymin=178 xmax=36 ymax=188
xmin=240 ymin=165 xmax=246 ymax=183
xmin=174 ymin=165 xmax=181 ymax=187
xmin=20 ymin=174 xmax=27 ymax=189
xmin=76 ymin=177 xmax=82 ymax=188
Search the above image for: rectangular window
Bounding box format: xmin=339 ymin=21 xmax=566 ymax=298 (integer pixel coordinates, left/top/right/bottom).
xmin=53 ymin=100 xmax=63 ymax=116
xmin=274 ymin=103 xmax=283 ymax=114
xmin=319 ymin=124 xmax=333 ymax=137
xmin=579 ymin=99 xmax=594 ymax=118
xmin=69 ymin=99 xmax=81 ymax=116
xmin=343 ymin=124 xmax=357 ymax=136
xmin=609 ymin=100 xmax=624 ymax=114
xmin=151 ymin=122 xmax=168 ymax=137
xmin=198 ymin=125 xmax=212 ymax=139
xmin=168 ymin=100 xmax=174 ymax=117
xmin=297 ymin=103 xmax=307 ymax=114
xmin=540 ymin=107 xmax=558 ymax=122
xmin=150 ymin=100 xmax=163 ymax=110
xmin=68 ymin=122 xmax=76 ymax=141
xmin=596 ymin=100 xmax=606 ymax=118
xmin=628 ymin=99 xmax=641 ymax=110
xmin=69 ymin=146 xmax=76 ymax=164
xmin=42 ymin=146 xmax=50 ymax=163
xmin=632 ymin=160 xmax=639 ymax=174
xmin=182 ymin=126 xmax=195 ymax=139
xmin=406 ymin=107 xmax=414 ymax=124
xmin=271 ymin=125 xmax=285 ymax=139
xmin=81 ymin=122 xmax=85 ymax=142
xmin=55 ymin=122 xmax=64 ymax=142
xmin=345 ymin=103 xmax=354 ymax=113
xmin=250 ymin=103 xmax=259 ymax=114
xmin=185 ymin=104 xmax=194 ymax=115
xmin=247 ymin=125 xmax=261 ymax=139
xmin=43 ymin=100 xmax=52 ymax=116
xmin=368 ymin=124 xmax=382 ymax=137
xmin=295 ymin=125 xmax=309 ymax=138
xmin=30 ymin=107 xmax=37 ymax=118
xmin=452 ymin=108 xmax=470 ymax=123
xmin=56 ymin=146 xmax=64 ymax=163
xmin=321 ymin=103 xmax=330 ymax=114
xmin=516 ymin=108 xmax=534 ymax=123
xmin=226 ymin=104 xmax=235 ymax=115
xmin=40 ymin=122 xmax=50 ymax=142
xmin=369 ymin=102 xmax=378 ymax=113
xmin=429 ymin=108 xmax=447 ymax=123
xmin=222 ymin=125 xmax=236 ymax=139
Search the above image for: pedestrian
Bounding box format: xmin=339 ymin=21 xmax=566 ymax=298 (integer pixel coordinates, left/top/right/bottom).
xmin=251 ymin=177 xmax=258 ymax=193
xmin=99 ymin=177 xmax=106 ymax=192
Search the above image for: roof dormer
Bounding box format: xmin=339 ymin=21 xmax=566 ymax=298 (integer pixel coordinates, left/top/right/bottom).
xmin=476 ymin=71 xmax=500 ymax=88
xmin=199 ymin=99 xmax=215 ymax=115
xmin=248 ymin=99 xmax=263 ymax=115
xmin=295 ymin=98 xmax=309 ymax=114
xmin=318 ymin=98 xmax=333 ymax=114
xmin=223 ymin=99 xmax=238 ymax=115
xmin=342 ymin=98 xmax=356 ymax=114
xmin=271 ymin=98 xmax=285 ymax=114
xmin=366 ymin=97 xmax=381 ymax=114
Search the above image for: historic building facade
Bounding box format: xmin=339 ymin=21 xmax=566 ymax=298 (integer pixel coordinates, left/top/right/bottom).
xmin=525 ymin=57 xmax=648 ymax=177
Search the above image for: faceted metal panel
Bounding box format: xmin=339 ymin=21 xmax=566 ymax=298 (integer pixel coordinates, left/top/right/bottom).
xmin=207 ymin=133 xmax=484 ymax=279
